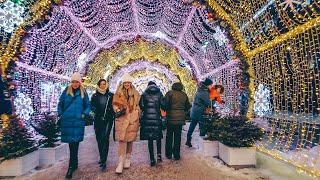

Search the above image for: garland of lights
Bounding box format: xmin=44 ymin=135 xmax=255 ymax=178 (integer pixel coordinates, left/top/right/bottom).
xmin=108 ymin=60 xmax=179 ymax=93
xmin=206 ymin=61 xmax=241 ymax=114
xmin=253 ymin=25 xmax=320 ymax=176
xmin=1 ymin=0 xmax=61 ymax=77
xmin=86 ymin=39 xmax=197 ymax=98
xmin=130 ymin=70 xmax=173 ymax=94
xmin=209 ymin=0 xmax=320 ymax=50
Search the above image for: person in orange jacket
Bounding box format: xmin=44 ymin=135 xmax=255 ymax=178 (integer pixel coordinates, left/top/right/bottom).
xmin=209 ymin=85 xmax=225 ymax=105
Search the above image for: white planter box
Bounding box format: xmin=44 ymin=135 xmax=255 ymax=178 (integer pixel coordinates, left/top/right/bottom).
xmin=201 ymin=140 xmax=219 ymax=157
xmin=219 ymin=142 xmax=256 ymax=168
xmin=0 ymin=150 xmax=39 ymax=177
xmin=39 ymin=143 xmax=68 ymax=166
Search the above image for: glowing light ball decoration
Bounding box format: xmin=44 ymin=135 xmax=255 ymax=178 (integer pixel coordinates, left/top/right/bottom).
xmin=212 ymin=26 xmax=229 ymax=46
xmin=0 ymin=1 xmax=25 ymax=33
xmin=14 ymin=92 xmax=34 ymax=121
xmin=254 ymin=84 xmax=272 ymax=117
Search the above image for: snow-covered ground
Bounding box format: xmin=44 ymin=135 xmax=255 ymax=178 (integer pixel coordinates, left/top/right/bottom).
xmin=12 ymin=124 xmax=290 ymax=180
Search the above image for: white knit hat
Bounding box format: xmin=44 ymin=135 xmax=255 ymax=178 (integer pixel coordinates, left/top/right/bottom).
xmin=122 ymin=73 xmax=134 ymax=83
xmin=71 ymin=72 xmax=82 ymax=82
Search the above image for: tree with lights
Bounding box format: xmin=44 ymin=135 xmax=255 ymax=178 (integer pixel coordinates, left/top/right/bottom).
xmin=31 ymin=113 xmax=59 ymax=148
xmin=210 ymin=116 xmax=263 ymax=147
xmin=0 ymin=115 xmax=37 ymax=162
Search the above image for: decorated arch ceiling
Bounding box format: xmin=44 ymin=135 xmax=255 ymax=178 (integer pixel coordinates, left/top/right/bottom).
xmin=2 ymin=0 xmax=243 ymax=82
xmin=1 ymin=0 xmax=319 ymax=78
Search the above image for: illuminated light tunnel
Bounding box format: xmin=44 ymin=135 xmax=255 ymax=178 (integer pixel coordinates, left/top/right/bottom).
xmin=1 ymin=0 xmax=320 ymax=178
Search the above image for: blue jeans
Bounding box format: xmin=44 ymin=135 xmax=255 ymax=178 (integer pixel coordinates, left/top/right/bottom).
xmin=187 ymin=118 xmax=206 ymax=141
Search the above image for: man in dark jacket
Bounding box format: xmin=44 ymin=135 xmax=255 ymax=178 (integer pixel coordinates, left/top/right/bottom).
xmin=139 ymin=81 xmax=164 ymax=166
xmin=163 ymin=82 xmax=191 ymax=160
xmin=91 ymin=79 xmax=115 ymax=171
xmin=186 ymin=78 xmax=213 ymax=147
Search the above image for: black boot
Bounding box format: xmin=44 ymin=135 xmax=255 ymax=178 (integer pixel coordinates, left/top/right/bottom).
xmin=157 ymin=154 xmax=162 ymax=163
xmin=150 ymin=158 xmax=156 ymax=167
xmin=150 ymin=151 xmax=156 ymax=166
xmin=185 ymin=140 xmax=192 ymax=148
xmin=100 ymin=162 xmax=106 ymax=171
xmin=65 ymin=167 xmax=74 ymax=179
xmin=166 ymin=154 xmax=172 ymax=159
xmin=148 ymin=140 xmax=156 ymax=167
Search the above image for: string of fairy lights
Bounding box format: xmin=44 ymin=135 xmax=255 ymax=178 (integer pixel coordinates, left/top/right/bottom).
xmin=86 ymin=39 xmax=197 ymax=98
xmin=212 ymin=0 xmax=320 ymax=49
xmin=207 ymin=61 xmax=240 ymax=112
xmin=254 ymin=24 xmax=320 ymax=176
xmin=1 ymin=0 xmax=320 ymax=177
xmin=108 ymin=60 xmax=179 ymax=93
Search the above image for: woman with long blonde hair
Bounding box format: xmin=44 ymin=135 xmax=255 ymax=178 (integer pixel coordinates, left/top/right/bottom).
xmin=112 ymin=73 xmax=140 ymax=174
xmin=57 ymin=72 xmax=90 ymax=179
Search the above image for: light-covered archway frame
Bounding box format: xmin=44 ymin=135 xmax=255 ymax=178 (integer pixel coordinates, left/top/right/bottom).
xmin=86 ymin=39 xmax=197 ymax=98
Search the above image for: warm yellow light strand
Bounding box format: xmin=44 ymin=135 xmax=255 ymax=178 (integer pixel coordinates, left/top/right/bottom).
xmin=86 ymin=39 xmax=197 ymax=98
xmin=248 ymin=16 xmax=320 ymax=57
xmin=0 ymin=0 xmax=60 ymax=77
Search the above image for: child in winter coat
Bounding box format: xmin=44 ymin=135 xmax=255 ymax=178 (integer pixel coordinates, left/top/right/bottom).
xmin=209 ymin=85 xmax=225 ymax=104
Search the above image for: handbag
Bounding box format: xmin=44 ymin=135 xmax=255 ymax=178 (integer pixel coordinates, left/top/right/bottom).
xmin=114 ymin=108 xmax=126 ymax=118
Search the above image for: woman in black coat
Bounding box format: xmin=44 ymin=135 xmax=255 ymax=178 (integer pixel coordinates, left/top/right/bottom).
xmin=139 ymin=81 xmax=164 ymax=166
xmin=91 ymin=79 xmax=115 ymax=171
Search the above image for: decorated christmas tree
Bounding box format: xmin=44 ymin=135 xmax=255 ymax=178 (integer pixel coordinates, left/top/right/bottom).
xmin=212 ymin=116 xmax=263 ymax=147
xmin=31 ymin=113 xmax=59 ymax=148
xmin=0 ymin=115 xmax=37 ymax=163
xmin=204 ymin=110 xmax=221 ymax=141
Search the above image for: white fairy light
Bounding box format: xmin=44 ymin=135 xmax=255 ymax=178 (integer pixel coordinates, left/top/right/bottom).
xmin=0 ymin=1 xmax=25 ymax=33
xmin=213 ymin=26 xmax=228 ymax=46
xmin=14 ymin=93 xmax=34 ymax=121
xmin=254 ymin=84 xmax=272 ymax=117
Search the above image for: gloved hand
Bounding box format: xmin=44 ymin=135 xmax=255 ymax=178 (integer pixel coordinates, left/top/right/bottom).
xmin=89 ymin=112 xmax=95 ymax=120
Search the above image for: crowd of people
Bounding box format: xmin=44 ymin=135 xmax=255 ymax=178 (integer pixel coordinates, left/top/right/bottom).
xmin=57 ymin=72 xmax=224 ymax=179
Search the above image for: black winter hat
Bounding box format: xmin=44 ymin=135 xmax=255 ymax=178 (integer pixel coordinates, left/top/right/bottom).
xmin=203 ymin=78 xmax=213 ymax=86
xmin=148 ymin=81 xmax=157 ymax=86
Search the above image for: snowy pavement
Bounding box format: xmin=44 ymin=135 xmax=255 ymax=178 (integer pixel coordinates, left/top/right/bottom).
xmin=15 ymin=125 xmax=273 ymax=180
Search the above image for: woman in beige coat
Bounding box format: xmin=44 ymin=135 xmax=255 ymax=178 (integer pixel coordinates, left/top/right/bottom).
xmin=112 ymin=73 xmax=140 ymax=174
